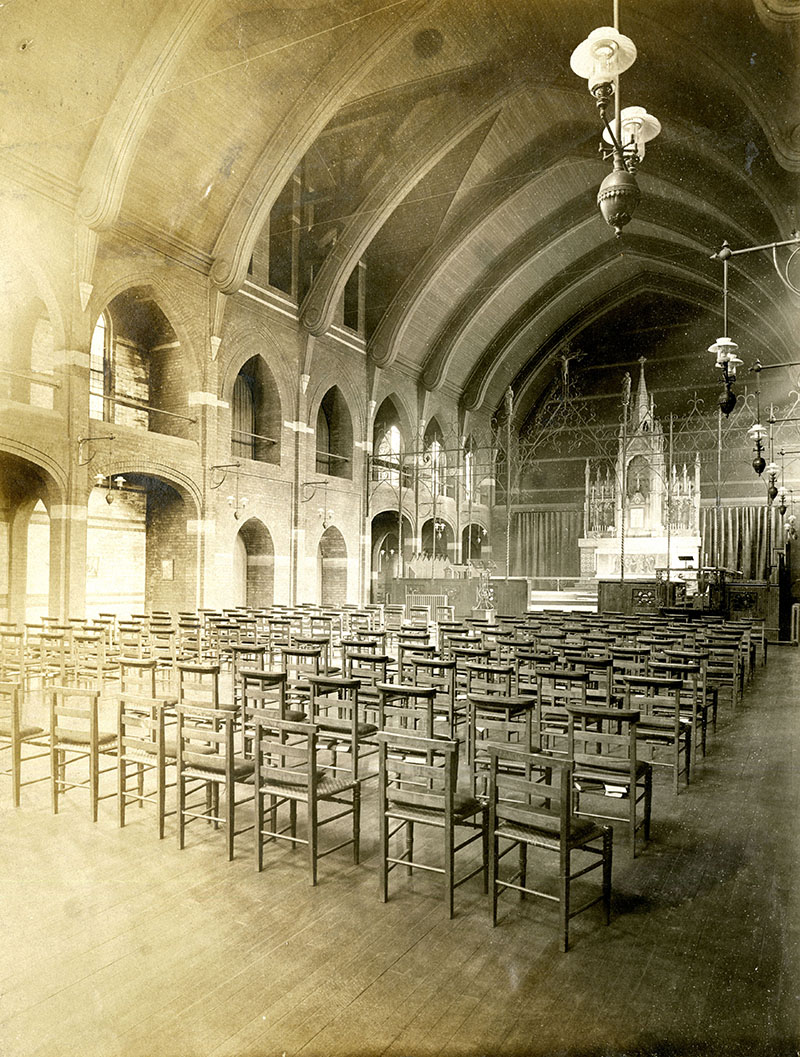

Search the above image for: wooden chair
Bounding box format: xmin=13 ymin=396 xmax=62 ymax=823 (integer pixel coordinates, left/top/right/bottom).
xmin=623 ymin=675 xmax=691 ymax=794
xmin=117 ymin=693 xmax=183 ymax=838
xmin=465 ymin=690 xmax=538 ymax=795
xmin=566 ymin=703 xmax=652 ymax=858
xmin=377 ymin=731 xmax=487 ymax=918
xmin=281 ymin=645 xmax=322 ymax=713
xmin=535 ymin=667 xmax=589 ymax=755
xmin=0 ymin=681 xmax=49 ymax=805
xmin=119 ymin=657 xmax=158 ymax=698
xmin=377 ymin=682 xmax=439 ymax=740
xmin=230 ymin=642 xmax=268 ymax=706
xmin=254 ymin=717 xmax=360 ymax=884
xmin=343 ymin=651 xmax=393 ymax=719
xmin=71 ymin=631 xmax=119 ymax=691
xmin=306 ymin=674 xmax=378 ymax=779
xmin=488 ymin=745 xmax=612 ymax=951
xmin=408 ymin=655 xmax=459 ymax=739
xmin=397 ymin=640 xmax=436 ymax=683
xmin=49 ymin=687 xmax=117 ymax=821
xmin=176 ymin=704 xmax=255 ymax=860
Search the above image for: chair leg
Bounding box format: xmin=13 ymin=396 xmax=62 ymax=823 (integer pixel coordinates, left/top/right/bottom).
xmin=225 ymin=778 xmax=234 ymax=862
xmin=90 ymin=742 xmax=99 ymax=823
xmin=157 ymin=762 xmax=166 ymax=840
xmin=12 ymin=737 xmax=21 ymax=807
xmin=51 ymin=743 xmax=59 ymax=814
xmin=629 ymin=782 xmax=637 ymax=859
xmin=603 ymin=829 xmax=613 ymax=926
xmin=308 ymin=797 xmax=318 ymax=886
xmin=352 ymin=786 xmax=361 ymax=865
xmin=519 ymin=842 xmax=527 ymax=899
xmin=445 ymin=821 xmax=455 ymax=920
xmin=481 ymin=807 xmax=489 ymax=894
xmin=255 ymin=785 xmax=264 ymax=872
xmin=178 ymin=772 xmax=186 ymax=849
xmin=118 ymin=759 xmax=126 ymax=828
xmin=560 ymin=847 xmax=570 ymax=953
xmin=490 ymin=832 xmax=499 ymax=926
xmin=643 ymin=770 xmax=652 ymax=843
xmin=379 ymin=805 xmax=389 ymax=904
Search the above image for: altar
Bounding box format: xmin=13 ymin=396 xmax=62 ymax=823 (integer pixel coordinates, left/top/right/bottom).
xmin=578 ymin=360 xmax=701 ymax=582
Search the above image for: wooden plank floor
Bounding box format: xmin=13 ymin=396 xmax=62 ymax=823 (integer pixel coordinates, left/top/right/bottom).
xmin=2 ymin=652 xmax=800 ymax=1057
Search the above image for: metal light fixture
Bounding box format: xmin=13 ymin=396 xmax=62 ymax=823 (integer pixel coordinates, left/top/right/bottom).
xmin=748 ymin=423 xmax=767 ymax=475
xmin=317 ymin=505 xmax=335 ymax=529
xmin=710 ymin=337 xmax=743 ymax=416
xmin=766 ymin=462 xmax=779 ymax=503
xmin=95 ymin=471 xmax=126 ymax=504
xmin=777 ymin=449 xmax=788 ymax=515
xmin=570 ymin=10 xmax=660 ymax=237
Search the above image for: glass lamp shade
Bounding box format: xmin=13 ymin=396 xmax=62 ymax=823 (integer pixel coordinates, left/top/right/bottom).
xmin=709 ymin=336 xmax=740 ymax=365
xmin=766 ymin=462 xmax=779 ymax=476
xmin=748 ymin=423 xmax=768 ymax=442
xmin=602 ymin=106 xmax=661 ymax=158
xmin=570 ymin=26 xmax=637 ymax=93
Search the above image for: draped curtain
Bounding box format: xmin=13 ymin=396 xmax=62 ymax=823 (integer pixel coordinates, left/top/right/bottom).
xmin=512 ymin=509 xmax=582 ymax=579
xmin=700 ymin=504 xmax=782 ymax=579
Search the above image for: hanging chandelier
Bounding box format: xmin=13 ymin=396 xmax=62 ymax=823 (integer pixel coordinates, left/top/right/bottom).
xmin=570 ymin=9 xmax=660 ymax=237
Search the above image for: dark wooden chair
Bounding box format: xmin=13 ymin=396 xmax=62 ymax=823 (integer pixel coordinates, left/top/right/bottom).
xmin=49 ymin=686 xmax=117 ymax=821
xmin=566 ymin=703 xmax=652 ymax=858
xmin=377 ymin=730 xmax=487 ymax=918
xmin=488 ymin=744 xmax=612 ymax=951
xmin=0 ymin=680 xmax=49 ymax=805
xmin=253 ymin=717 xmax=360 ymax=885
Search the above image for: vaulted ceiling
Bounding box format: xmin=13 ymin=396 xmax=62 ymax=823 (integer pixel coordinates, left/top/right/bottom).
xmin=6 ymin=0 xmax=799 ymax=421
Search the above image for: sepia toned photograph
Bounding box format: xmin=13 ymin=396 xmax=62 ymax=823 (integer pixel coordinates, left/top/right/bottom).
xmin=0 ymin=1 xmax=798 ymax=1054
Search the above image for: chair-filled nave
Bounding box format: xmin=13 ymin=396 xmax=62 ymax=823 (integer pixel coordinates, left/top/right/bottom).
xmin=1 ymin=0 xmax=799 ymax=1054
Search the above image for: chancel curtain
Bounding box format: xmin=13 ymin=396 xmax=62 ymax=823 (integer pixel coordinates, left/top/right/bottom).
xmin=512 ymin=509 xmax=582 ymax=580
xmin=700 ymin=504 xmax=781 ymax=579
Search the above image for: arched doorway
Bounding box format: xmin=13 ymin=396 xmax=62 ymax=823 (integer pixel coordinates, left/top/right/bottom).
xmin=462 ymin=523 xmax=488 ymax=562
xmin=235 ymin=518 xmax=275 ymax=608
xmin=421 ymin=517 xmax=454 ymax=561
xmin=370 ymin=511 xmax=413 ymax=598
xmin=317 ymin=527 xmax=347 ymax=606
xmin=85 ymin=473 xmax=197 ymax=617
xmin=25 ymin=500 xmax=50 ymax=624
xmin=0 ymin=452 xmax=62 ymax=624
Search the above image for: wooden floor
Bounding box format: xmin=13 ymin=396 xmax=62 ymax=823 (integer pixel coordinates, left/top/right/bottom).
xmin=2 ymin=652 xmax=800 ymax=1057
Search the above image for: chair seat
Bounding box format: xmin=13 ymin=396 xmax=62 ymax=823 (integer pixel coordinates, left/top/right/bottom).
xmin=184 ymin=755 xmax=254 ymax=780
xmin=470 ymin=694 xmax=534 ymax=716
xmin=0 ymin=722 xmax=44 ymax=740
xmin=389 ymin=792 xmax=483 ymax=825
xmin=57 ymin=729 xmax=116 ymax=747
xmin=574 ymin=759 xmax=650 ymax=783
xmin=163 ymin=740 xmax=215 ymax=760
xmin=317 ymin=717 xmax=378 ymax=738
xmin=497 ymin=811 xmax=603 ymax=851
xmin=637 ymin=715 xmax=690 ymax=733
xmin=259 ymin=773 xmax=354 ymax=799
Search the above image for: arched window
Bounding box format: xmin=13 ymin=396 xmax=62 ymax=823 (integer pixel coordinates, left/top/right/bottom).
xmin=372 ymin=398 xmax=405 ymax=486
xmin=463 ymin=437 xmax=474 ymax=503
xmin=230 ymin=355 xmax=281 ymax=464
xmin=89 ymin=290 xmax=188 ymax=438
xmin=232 ymin=373 xmax=256 ymax=458
xmin=424 ymin=419 xmax=448 ymax=498
xmin=89 ymin=312 xmax=112 ymax=421
xmin=315 ymin=386 xmax=352 ymax=479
